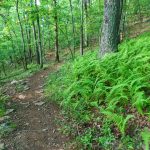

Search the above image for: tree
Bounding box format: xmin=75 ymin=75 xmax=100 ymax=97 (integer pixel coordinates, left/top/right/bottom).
xmin=84 ymin=0 xmax=89 ymax=47
xmin=16 ymin=0 xmax=28 ymax=70
xmin=53 ymin=0 xmax=59 ymax=62
xmin=35 ymin=0 xmax=43 ymax=68
xmin=69 ymin=0 xmax=76 ymax=56
xmin=80 ymin=0 xmax=84 ymax=55
xmin=100 ymin=0 xmax=123 ymax=57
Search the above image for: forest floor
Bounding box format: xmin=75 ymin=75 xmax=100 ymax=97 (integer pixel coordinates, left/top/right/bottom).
xmin=0 ymin=55 xmax=71 ymax=150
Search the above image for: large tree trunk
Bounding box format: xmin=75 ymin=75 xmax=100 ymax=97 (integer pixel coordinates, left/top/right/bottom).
xmin=100 ymin=0 xmax=123 ymax=57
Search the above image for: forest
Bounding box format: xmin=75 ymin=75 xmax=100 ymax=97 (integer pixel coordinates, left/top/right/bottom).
xmin=0 ymin=0 xmax=150 ymax=149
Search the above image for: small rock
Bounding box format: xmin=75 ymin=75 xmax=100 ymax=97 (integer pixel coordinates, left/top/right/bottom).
xmin=18 ymin=94 xmax=26 ymax=100
xmin=39 ymin=85 xmax=43 ymax=88
xmin=6 ymin=109 xmax=14 ymax=115
xmin=25 ymin=123 xmax=29 ymax=126
xmin=20 ymin=102 xmax=29 ymax=105
xmin=34 ymin=102 xmax=45 ymax=106
xmin=24 ymin=87 xmax=30 ymax=91
xmin=42 ymin=128 xmax=48 ymax=132
xmin=35 ymin=90 xmax=43 ymax=94
xmin=53 ymin=129 xmax=56 ymax=133
xmin=11 ymin=80 xmax=18 ymax=85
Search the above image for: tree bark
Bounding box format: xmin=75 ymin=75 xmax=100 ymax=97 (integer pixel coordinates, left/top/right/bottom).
xmin=23 ymin=12 xmax=32 ymax=63
xmin=80 ymin=0 xmax=84 ymax=55
xmin=69 ymin=0 xmax=76 ymax=56
xmin=35 ymin=0 xmax=43 ymax=68
xmin=84 ymin=0 xmax=89 ymax=47
xmin=100 ymin=0 xmax=123 ymax=57
xmin=16 ymin=0 xmax=28 ymax=70
xmin=53 ymin=0 xmax=60 ymax=62
xmin=32 ymin=21 xmax=40 ymax=64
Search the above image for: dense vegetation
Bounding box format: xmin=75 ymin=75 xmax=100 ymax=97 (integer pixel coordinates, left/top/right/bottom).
xmin=46 ymin=33 xmax=150 ymax=149
xmin=0 ymin=0 xmax=150 ymax=149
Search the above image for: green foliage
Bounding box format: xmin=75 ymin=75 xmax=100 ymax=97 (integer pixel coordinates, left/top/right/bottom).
xmin=46 ymin=33 xmax=150 ymax=149
xmin=0 ymin=63 xmax=42 ymax=83
xmin=141 ymin=128 xmax=150 ymax=150
xmin=101 ymin=110 xmax=134 ymax=136
xmin=0 ymin=94 xmax=8 ymax=117
xmin=0 ymin=0 xmax=149 ymax=76
xmin=0 ymin=121 xmax=16 ymax=137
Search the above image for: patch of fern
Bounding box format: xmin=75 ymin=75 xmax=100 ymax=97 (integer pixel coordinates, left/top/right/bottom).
xmin=46 ymin=33 xmax=150 ymax=149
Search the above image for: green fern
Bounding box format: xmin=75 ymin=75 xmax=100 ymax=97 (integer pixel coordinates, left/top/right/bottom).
xmin=101 ymin=110 xmax=134 ymax=136
xmin=46 ymin=33 xmax=150 ymax=149
xmin=141 ymin=128 xmax=150 ymax=150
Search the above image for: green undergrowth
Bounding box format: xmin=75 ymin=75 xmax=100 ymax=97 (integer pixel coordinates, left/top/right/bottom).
xmin=0 ymin=93 xmax=17 ymax=137
xmin=0 ymin=63 xmax=49 ymax=85
xmin=46 ymin=33 xmax=150 ymax=149
xmin=0 ymin=94 xmax=8 ymax=117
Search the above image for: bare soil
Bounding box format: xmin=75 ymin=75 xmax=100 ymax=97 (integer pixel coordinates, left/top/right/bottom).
xmin=2 ymin=63 xmax=70 ymax=150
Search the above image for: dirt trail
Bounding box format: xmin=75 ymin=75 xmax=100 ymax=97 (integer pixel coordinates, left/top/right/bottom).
xmin=2 ymin=63 xmax=70 ymax=150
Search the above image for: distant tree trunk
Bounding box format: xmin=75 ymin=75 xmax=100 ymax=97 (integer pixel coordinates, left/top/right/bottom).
xmin=100 ymin=0 xmax=123 ymax=57
xmin=31 ymin=0 xmax=40 ymax=64
xmin=28 ymin=28 xmax=32 ymax=62
xmin=16 ymin=0 xmax=28 ymax=70
xmin=80 ymin=0 xmax=84 ymax=55
xmin=69 ymin=0 xmax=76 ymax=56
xmin=48 ymin=27 xmax=51 ymax=50
xmin=84 ymin=0 xmax=89 ymax=47
xmin=47 ymin=0 xmax=51 ymax=51
xmin=32 ymin=21 xmax=40 ymax=64
xmin=65 ymin=20 xmax=74 ymax=59
xmin=137 ymin=0 xmax=142 ymax=23
xmin=35 ymin=0 xmax=43 ymax=68
xmin=53 ymin=0 xmax=60 ymax=62
xmin=23 ymin=13 xmax=32 ymax=63
xmin=120 ymin=0 xmax=126 ymax=41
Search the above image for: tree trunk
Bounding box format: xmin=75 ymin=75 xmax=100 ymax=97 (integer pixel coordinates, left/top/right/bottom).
xmin=23 ymin=12 xmax=32 ymax=63
xmin=53 ymin=0 xmax=60 ymax=62
xmin=28 ymin=28 xmax=32 ymax=63
xmin=69 ymin=0 xmax=76 ymax=56
xmin=84 ymin=0 xmax=89 ymax=47
xmin=80 ymin=0 xmax=84 ymax=55
xmin=16 ymin=0 xmax=28 ymax=70
xmin=32 ymin=21 xmax=40 ymax=65
xmin=100 ymin=0 xmax=123 ymax=57
xmin=65 ymin=20 xmax=74 ymax=59
xmin=35 ymin=0 xmax=43 ymax=68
